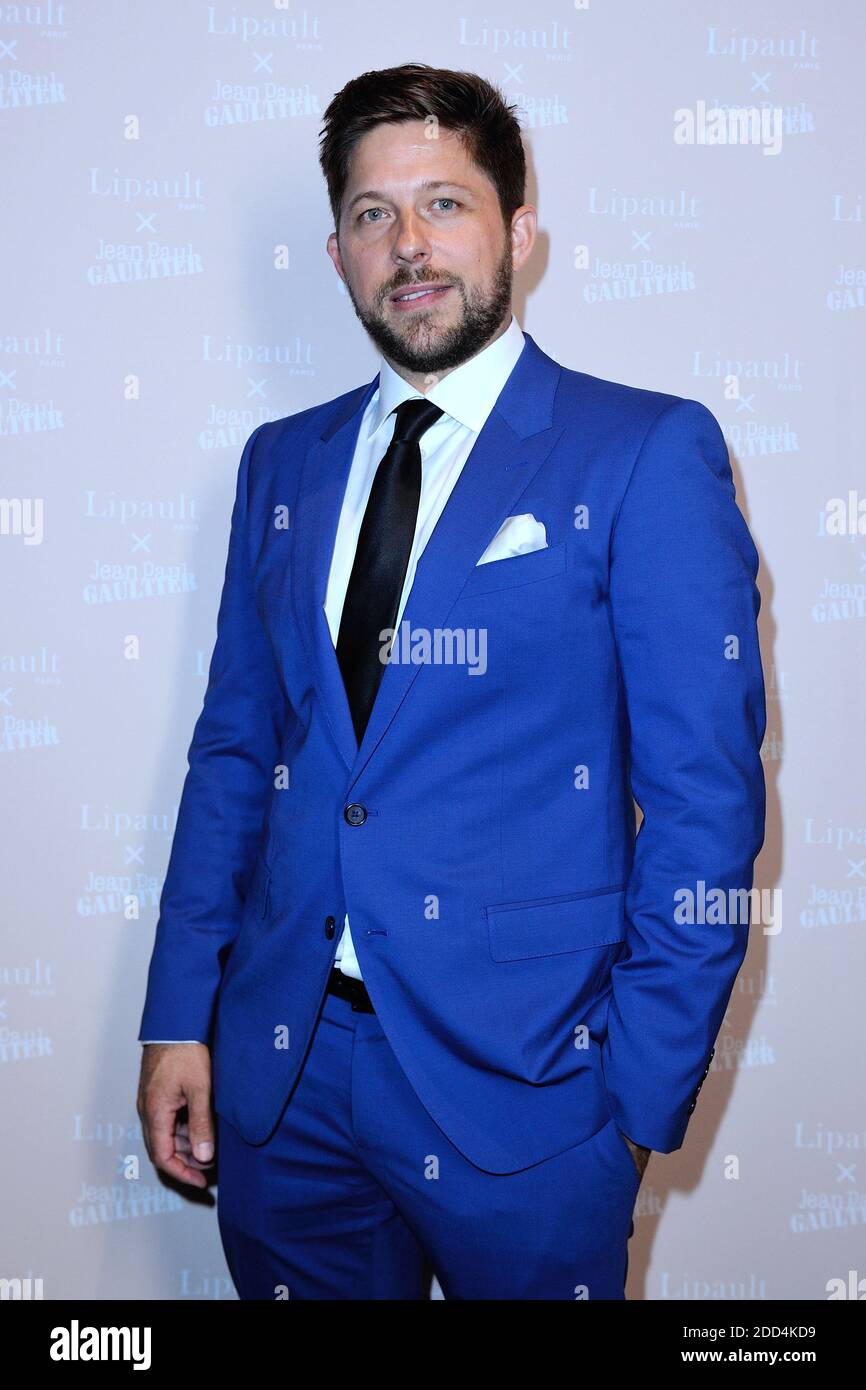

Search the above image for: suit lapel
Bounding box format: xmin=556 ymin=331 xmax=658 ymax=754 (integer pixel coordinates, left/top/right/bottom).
xmin=290 ymin=332 xmax=564 ymax=784
xmin=290 ymin=378 xmax=378 ymax=772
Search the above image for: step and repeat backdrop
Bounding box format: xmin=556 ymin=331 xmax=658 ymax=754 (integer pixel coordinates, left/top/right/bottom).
xmin=2 ymin=1 xmax=864 ymax=1301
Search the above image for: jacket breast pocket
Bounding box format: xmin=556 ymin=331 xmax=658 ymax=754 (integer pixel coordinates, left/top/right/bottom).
xmin=484 ymin=883 xmax=626 ymax=962
xmin=456 ymin=539 xmax=567 ymax=598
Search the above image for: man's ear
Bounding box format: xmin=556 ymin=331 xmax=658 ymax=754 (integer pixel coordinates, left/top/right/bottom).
xmin=326 ymin=231 xmax=346 ymax=286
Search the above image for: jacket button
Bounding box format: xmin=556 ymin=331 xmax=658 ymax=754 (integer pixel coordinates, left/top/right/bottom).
xmin=344 ymin=803 xmax=367 ymax=826
xmin=324 ymin=916 xmax=336 ymax=939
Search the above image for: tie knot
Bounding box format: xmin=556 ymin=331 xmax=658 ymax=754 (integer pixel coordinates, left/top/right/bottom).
xmin=391 ymin=396 xmax=444 ymax=445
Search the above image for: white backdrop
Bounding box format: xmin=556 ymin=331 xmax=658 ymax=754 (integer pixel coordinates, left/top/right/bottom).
xmin=2 ymin=0 xmax=865 ymax=1301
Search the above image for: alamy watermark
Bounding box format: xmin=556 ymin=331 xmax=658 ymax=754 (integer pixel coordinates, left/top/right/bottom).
xmin=675 ymin=880 xmax=781 ymax=934
xmin=379 ymin=623 xmax=487 ymax=675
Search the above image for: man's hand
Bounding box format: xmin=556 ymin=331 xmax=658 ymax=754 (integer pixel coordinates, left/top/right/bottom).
xmin=137 ymin=1043 xmax=215 ymax=1189
xmin=620 ymin=1129 xmax=652 ymax=1181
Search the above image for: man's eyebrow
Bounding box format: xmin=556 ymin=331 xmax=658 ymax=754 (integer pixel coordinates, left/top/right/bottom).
xmin=345 ymin=180 xmax=476 ymax=213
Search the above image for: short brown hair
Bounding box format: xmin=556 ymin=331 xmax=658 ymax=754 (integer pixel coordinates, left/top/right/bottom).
xmin=318 ymin=62 xmax=526 ymax=234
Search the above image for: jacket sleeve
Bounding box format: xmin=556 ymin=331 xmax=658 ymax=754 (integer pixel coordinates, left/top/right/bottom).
xmin=138 ymin=423 xmax=286 ymax=1043
xmin=601 ymin=398 xmax=767 ymax=1153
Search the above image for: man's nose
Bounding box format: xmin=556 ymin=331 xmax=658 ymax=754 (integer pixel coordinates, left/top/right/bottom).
xmin=390 ymin=210 xmax=433 ymax=266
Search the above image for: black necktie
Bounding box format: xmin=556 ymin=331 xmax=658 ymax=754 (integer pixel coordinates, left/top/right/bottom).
xmin=336 ymin=396 xmax=444 ymax=745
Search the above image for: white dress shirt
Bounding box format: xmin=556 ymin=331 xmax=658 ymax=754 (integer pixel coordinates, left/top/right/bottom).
xmin=142 ymin=312 xmax=525 ymax=1036
xmin=327 ymin=313 xmax=526 ymax=980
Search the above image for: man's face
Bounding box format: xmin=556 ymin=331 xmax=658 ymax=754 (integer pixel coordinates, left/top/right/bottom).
xmin=326 ymin=120 xmax=535 ymax=379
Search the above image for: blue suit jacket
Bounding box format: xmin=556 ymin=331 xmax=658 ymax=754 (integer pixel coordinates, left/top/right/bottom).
xmin=139 ymin=331 xmax=767 ymax=1172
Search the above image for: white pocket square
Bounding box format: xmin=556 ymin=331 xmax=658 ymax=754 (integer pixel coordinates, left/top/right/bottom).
xmin=476 ymin=514 xmax=548 ymax=565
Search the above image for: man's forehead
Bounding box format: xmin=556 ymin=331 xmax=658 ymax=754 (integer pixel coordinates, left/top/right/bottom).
xmin=345 ymin=129 xmax=485 ymax=200
xmin=349 ymin=123 xmax=469 ymax=173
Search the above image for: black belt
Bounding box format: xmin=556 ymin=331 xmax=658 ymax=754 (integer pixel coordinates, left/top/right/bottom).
xmin=326 ymin=967 xmax=376 ymax=1013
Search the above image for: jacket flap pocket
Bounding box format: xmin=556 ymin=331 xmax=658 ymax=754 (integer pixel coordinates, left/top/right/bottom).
xmin=485 ymin=884 xmax=626 ymax=962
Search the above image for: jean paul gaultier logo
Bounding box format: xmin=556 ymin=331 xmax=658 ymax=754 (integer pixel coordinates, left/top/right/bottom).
xmin=86 ymin=239 xmax=203 ymax=286
xmin=793 ymin=1122 xmax=866 ymax=1245
xmin=69 ymin=1180 xmax=182 ymax=1227
xmin=800 ymin=884 xmax=861 ymax=928
xmin=77 ymin=869 xmax=162 ymax=917
xmin=204 ymin=82 xmax=321 ymax=126
xmin=84 ymin=486 xmax=198 ymax=602
xmin=199 ymin=403 xmax=278 ymax=451
xmin=577 ymin=253 xmax=695 ymax=304
xmin=0 ymin=71 xmax=65 ymax=109
xmin=456 ymin=18 xmax=572 ymax=125
xmin=0 ymin=1023 xmax=53 ymax=1059
xmin=0 ymin=401 xmax=63 ymax=436
xmin=690 ymin=347 xmax=801 ymax=458
xmin=826 ymin=264 xmax=866 ymax=311
xmin=701 ymin=23 xmax=820 ymax=146
xmin=85 ymin=168 xmax=206 ymax=282
xmin=578 ymin=187 xmax=700 ymax=304
xmin=812 ymin=579 xmax=866 ymax=624
xmin=792 ymin=1195 xmax=866 ymax=1237
xmin=801 ymin=883 xmax=866 ymax=930
xmin=205 ymin=79 xmax=322 ymax=127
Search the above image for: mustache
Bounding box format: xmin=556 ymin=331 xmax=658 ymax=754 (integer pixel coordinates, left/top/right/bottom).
xmin=383 ymin=273 xmax=457 ymax=300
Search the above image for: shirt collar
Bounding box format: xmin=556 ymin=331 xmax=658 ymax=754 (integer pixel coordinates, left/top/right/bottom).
xmin=366 ymin=313 xmax=526 ymax=443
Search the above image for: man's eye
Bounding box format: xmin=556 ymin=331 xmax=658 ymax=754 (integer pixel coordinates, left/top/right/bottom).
xmin=358 ymin=199 xmax=460 ymax=224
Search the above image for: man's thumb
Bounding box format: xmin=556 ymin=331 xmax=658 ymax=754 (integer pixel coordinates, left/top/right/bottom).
xmin=188 ymin=1087 xmax=214 ymax=1163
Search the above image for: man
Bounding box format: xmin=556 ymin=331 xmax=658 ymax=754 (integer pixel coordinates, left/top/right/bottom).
xmin=137 ymin=63 xmax=767 ymax=1300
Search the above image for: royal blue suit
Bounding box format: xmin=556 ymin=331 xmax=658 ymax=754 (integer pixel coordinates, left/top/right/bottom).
xmin=139 ymin=332 xmax=766 ymax=1192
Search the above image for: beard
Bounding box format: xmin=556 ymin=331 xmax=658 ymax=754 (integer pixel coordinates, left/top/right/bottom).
xmin=342 ymin=235 xmax=514 ymax=376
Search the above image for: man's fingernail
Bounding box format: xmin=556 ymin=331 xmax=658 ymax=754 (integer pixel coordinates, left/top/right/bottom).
xmin=194 ymin=1141 xmax=214 ymax=1161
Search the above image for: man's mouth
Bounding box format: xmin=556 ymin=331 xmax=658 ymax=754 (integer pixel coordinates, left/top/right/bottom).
xmin=389 ymin=284 xmax=452 ymax=310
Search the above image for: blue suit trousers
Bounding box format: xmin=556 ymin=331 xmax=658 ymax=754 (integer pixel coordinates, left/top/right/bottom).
xmin=216 ymin=986 xmax=642 ymax=1300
